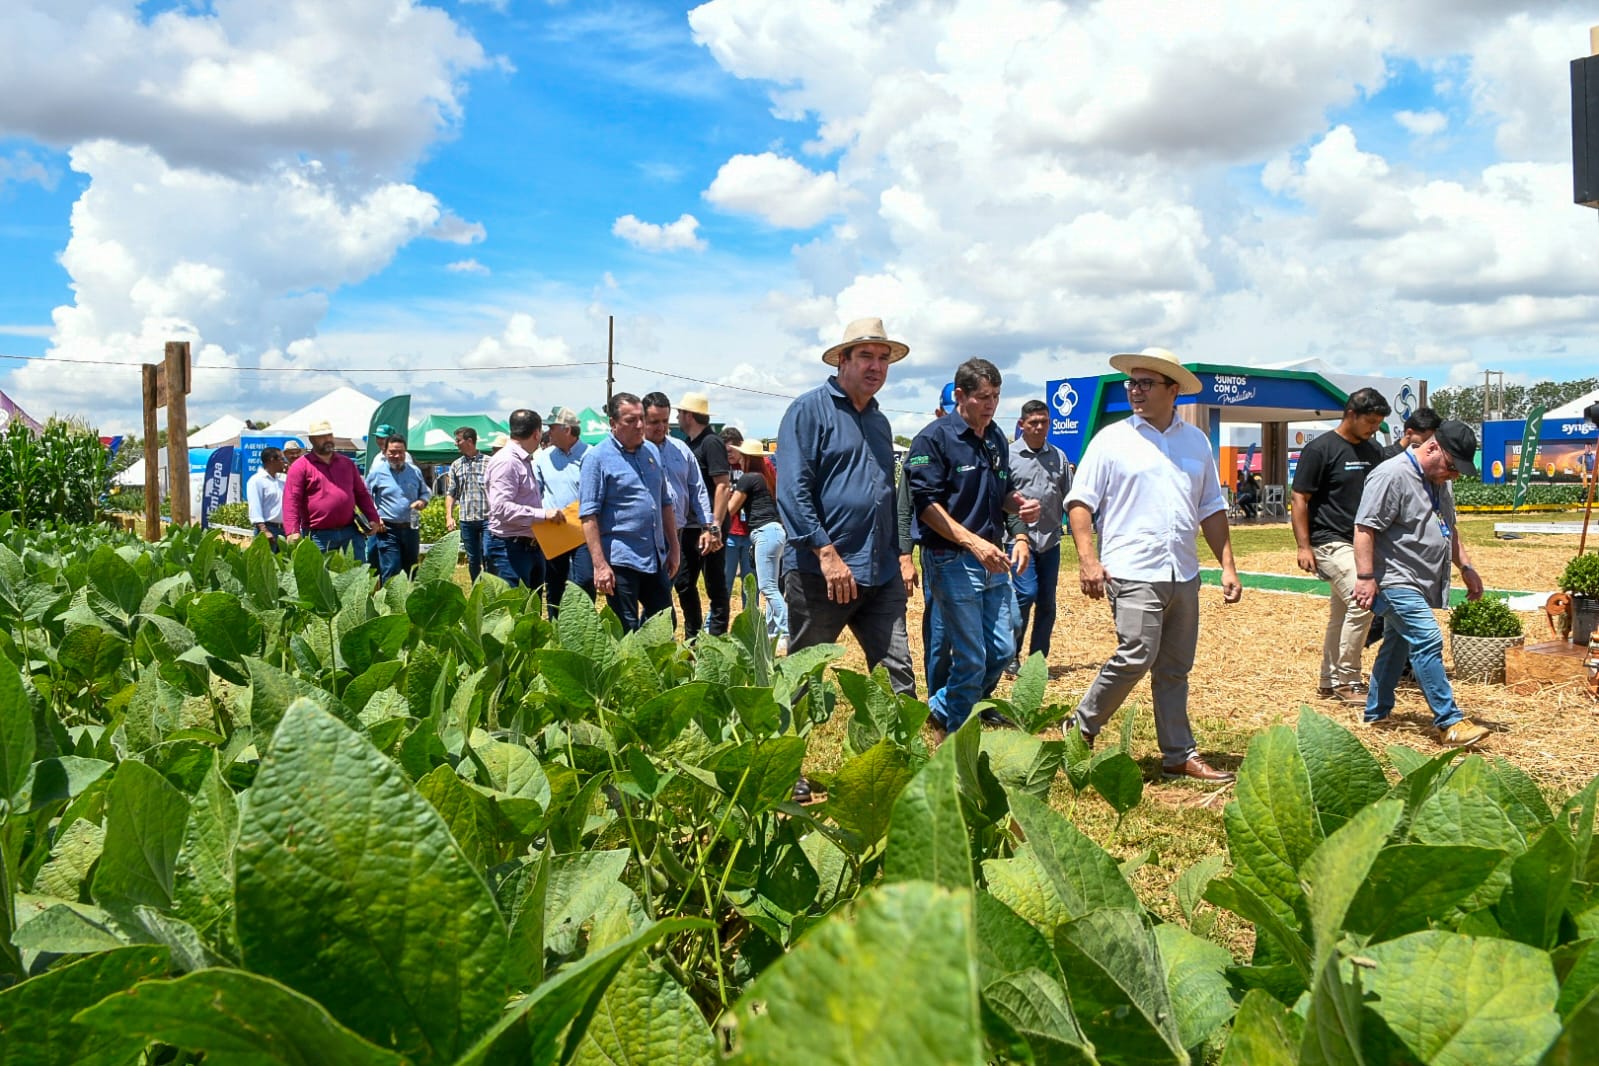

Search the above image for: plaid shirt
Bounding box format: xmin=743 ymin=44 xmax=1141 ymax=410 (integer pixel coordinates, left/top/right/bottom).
xmin=447 ymin=452 xmax=491 ymax=522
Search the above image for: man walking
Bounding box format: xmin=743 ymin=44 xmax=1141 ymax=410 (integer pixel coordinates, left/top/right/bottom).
xmin=485 ymin=409 xmax=565 ymax=590
xmin=1352 ymin=422 xmax=1492 ymax=746
xmin=777 ymin=317 xmax=918 ymax=696
xmin=671 ymin=392 xmax=732 ymax=638
xmin=246 ymin=447 xmax=287 ymax=551
xmin=444 ymin=427 xmax=491 ymax=580
xmin=1008 ymin=398 xmax=1073 ymax=669
xmin=366 ymin=434 xmax=430 ymax=582
xmin=283 ymin=420 xmax=382 ymax=556
xmin=580 ymin=393 xmax=680 ymax=631
xmin=534 ymin=407 xmax=593 ymax=613
xmin=907 ymin=358 xmax=1041 ymax=736
xmin=1291 ymin=388 xmax=1390 ymax=704
xmin=1064 ymin=347 xmax=1240 ymax=783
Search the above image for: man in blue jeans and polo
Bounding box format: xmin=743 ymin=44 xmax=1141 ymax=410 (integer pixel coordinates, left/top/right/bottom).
xmin=1352 ymin=420 xmax=1492 ymax=747
xmin=907 ymin=357 xmax=1040 ymax=739
xmin=365 ymin=434 xmax=430 ymax=582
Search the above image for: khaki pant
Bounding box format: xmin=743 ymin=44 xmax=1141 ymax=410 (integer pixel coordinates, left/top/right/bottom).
xmin=1314 ymin=541 xmax=1372 ymax=688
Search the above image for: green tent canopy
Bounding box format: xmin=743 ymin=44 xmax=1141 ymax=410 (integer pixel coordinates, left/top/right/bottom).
xmin=406 ymin=414 xmax=510 ymax=463
xmin=577 ymin=407 xmax=610 ymax=445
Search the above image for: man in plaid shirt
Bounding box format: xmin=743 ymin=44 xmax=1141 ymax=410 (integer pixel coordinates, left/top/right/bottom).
xmin=444 ymin=426 xmax=492 ymax=580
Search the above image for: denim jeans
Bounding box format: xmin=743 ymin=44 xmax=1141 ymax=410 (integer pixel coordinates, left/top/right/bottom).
xmin=486 ymin=535 xmax=546 ymax=591
xmin=256 ymin=522 xmax=285 ymax=554
xmin=608 ymin=564 xmax=673 ymax=633
xmin=925 ymin=547 xmax=1016 ymax=730
xmin=459 ymin=519 xmax=489 ymax=580
xmin=724 ymin=533 xmax=755 ymax=607
xmin=373 ymin=525 xmax=421 ymax=583
xmin=310 ymin=525 xmax=365 ymax=559
xmin=1365 ymin=585 xmax=1464 ymax=730
xmin=922 ymin=557 xmax=949 ymax=697
xmin=1012 ymin=543 xmax=1061 ymax=659
xmin=749 ymin=522 xmax=788 ymax=639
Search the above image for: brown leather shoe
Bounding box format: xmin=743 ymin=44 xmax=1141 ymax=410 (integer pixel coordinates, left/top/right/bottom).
xmin=1161 ymin=756 xmax=1235 ymax=783
xmin=1319 ymin=683 xmax=1367 ymax=705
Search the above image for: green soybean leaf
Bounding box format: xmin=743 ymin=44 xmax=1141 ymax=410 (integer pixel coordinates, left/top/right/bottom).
xmin=292 ymin=538 xmax=340 ymax=614
xmin=1006 ymin=789 xmax=1140 ymax=918
xmin=1410 ymin=757 xmax=1527 ymax=854
xmin=726 ymin=685 xmax=784 ymax=737
xmin=973 ymin=891 xmax=1058 ymax=986
xmin=568 ymin=954 xmax=716 ymax=1066
xmin=1155 ymin=923 xmax=1236 ymax=1050
xmin=1300 ymin=800 xmax=1403 ymax=961
xmin=885 ymin=733 xmax=972 ymax=890
xmin=57 ymin=625 xmax=127 ymax=682
xmin=1296 ymin=707 xmax=1389 ymax=834
xmin=88 ymin=544 xmax=144 ymax=619
xmin=981 ymin=967 xmax=1094 ymax=1065
xmin=1054 ymin=908 xmax=1186 ymax=1065
xmin=36 ymin=819 xmax=106 ymax=899
xmin=234 ymin=700 xmax=512 ymax=1064
xmin=1064 ymin=725 xmax=1094 ymax=792
xmin=1175 ymin=854 xmax=1225 ymax=924
xmin=1363 ymin=931 xmax=1561 ymax=1066
xmin=417 ymin=764 xmax=503 ymax=869
xmin=1497 ymin=822 xmax=1576 ymax=950
xmin=92 ymin=759 xmax=192 ymax=912
xmin=0 ymin=661 xmax=33 ymax=801
xmin=188 ymin=590 xmax=265 ymax=665
xmin=704 ymin=736 xmax=806 ymax=817
xmin=820 ymin=738 xmax=916 ymax=848
xmin=1343 ymin=844 xmax=1504 ymax=942
xmin=171 ymin=753 xmax=238 ymax=945
xmin=245 ymin=657 xmax=347 ymax=736
xmin=983 ymin=730 xmax=1065 ymax=802
xmin=730 ymin=881 xmax=983 ymax=1065
xmin=627 ymin=682 xmax=709 ymax=749
xmin=406 ymin=579 xmax=466 ymax=633
xmin=1222 ymin=725 xmax=1322 ymax=930
xmin=1202 ymin=876 xmax=1311 ymax=983
xmin=339 ymin=614 xmax=410 ymax=678
xmin=556 ymin=580 xmax=614 ymax=662
xmin=1219 ymin=989 xmax=1303 ymax=1066
xmin=416 ymin=530 xmax=461 ymax=584
xmin=0 ymin=945 xmax=169 ymax=1066
xmin=1089 ymin=751 xmax=1144 ymax=816
xmin=73 ymin=967 xmax=406 ymax=1066
xmin=545 ymin=849 xmax=637 ymax=956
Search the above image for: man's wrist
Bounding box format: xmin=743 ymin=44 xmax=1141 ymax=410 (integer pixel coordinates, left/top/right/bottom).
xmin=1356 ymin=573 xmax=1375 ymax=580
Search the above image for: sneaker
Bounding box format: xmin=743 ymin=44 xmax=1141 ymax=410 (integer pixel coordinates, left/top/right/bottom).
xmin=1319 ymin=683 xmax=1367 ymax=705
xmin=977 ymin=708 xmax=1020 ymax=730
xmin=774 ymin=637 xmax=789 ymax=657
xmin=1438 ymin=719 xmax=1490 ymax=747
xmin=1003 ymin=658 xmax=1020 ymax=678
xmin=1360 ymin=715 xmax=1401 ymax=731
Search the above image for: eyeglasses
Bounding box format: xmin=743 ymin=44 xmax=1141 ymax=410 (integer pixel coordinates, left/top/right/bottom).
xmin=1123 ymin=377 xmax=1171 ymax=392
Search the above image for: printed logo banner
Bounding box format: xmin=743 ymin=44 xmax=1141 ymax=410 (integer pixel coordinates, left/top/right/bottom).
xmin=200 ymin=446 xmax=236 ymax=529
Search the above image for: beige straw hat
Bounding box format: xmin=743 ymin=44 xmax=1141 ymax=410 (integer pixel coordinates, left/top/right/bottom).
xmin=821 ymin=317 xmax=911 ymax=367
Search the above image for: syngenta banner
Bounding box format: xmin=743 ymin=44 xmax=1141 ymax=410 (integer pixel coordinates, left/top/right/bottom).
xmin=1045 ymin=376 xmax=1099 ymax=466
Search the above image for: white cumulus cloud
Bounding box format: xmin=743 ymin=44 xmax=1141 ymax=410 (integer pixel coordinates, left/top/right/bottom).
xmin=446 ymin=258 xmax=490 ymax=275
xmin=703 ymin=152 xmax=849 ymax=228
xmin=1395 ymin=109 xmax=1448 ymax=137
xmin=612 ymin=213 xmax=707 ymax=252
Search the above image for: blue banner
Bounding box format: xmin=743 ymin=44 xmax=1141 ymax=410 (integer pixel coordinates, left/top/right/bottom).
xmin=200 ymin=446 xmax=235 ymax=529
xmin=238 ymin=432 xmax=305 ymax=482
xmin=1044 ymin=375 xmax=1102 ymax=466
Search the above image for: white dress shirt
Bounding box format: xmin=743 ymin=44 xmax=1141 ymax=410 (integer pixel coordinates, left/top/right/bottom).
xmin=1065 ymin=412 xmax=1227 ymax=583
xmin=246 ymin=469 xmax=284 ymax=525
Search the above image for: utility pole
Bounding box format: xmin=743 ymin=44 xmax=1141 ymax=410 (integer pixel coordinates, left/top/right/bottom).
xmin=606 ymin=315 xmax=615 ymax=411
xmin=1481 ymin=370 xmax=1505 ymax=423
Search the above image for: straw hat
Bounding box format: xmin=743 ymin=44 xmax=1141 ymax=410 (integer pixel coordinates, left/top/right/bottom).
xmin=677 ymin=392 xmax=711 ymax=417
xmin=822 ymin=317 xmax=911 ymax=367
xmin=307 ymin=420 xmax=335 ymax=437
xmin=735 ymin=439 xmax=770 ymax=459
xmin=1107 ymin=346 xmax=1202 ymax=396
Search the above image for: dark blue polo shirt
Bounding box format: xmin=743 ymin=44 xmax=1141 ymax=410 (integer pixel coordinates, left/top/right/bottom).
xmin=906 ymin=413 xmax=1012 ymax=552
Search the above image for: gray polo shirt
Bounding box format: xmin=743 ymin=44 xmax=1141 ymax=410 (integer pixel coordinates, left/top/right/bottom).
xmin=1009 ymin=439 xmax=1072 ymax=553
xmin=1354 ymin=451 xmax=1456 ymax=608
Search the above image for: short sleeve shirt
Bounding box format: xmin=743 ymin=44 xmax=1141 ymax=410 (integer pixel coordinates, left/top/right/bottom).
xmin=734 ymin=471 xmax=779 ymax=529
xmin=687 ymin=428 xmax=730 ymax=498
xmin=1353 ymin=451 xmax=1456 ymax=608
xmin=1292 ymin=431 xmax=1383 ymax=546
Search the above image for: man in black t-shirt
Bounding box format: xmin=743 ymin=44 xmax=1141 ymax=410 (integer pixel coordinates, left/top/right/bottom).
xmin=1291 ymin=387 xmax=1391 ymax=704
xmin=674 ymin=392 xmax=732 ymax=638
xmin=1379 ymin=406 xmax=1441 ymax=460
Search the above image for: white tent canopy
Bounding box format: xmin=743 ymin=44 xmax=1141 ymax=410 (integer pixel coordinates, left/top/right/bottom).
xmin=188 ymin=414 xmax=247 ymax=448
xmin=265 ymin=386 xmax=378 ymax=440
xmin=1547 ymin=388 xmax=1599 ymax=420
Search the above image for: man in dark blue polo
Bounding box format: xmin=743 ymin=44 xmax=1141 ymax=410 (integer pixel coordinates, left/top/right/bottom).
xmin=777 ymin=317 xmax=919 ymax=695
xmin=907 ymin=358 xmax=1040 ymax=737
xmin=580 ymin=392 xmax=681 ymax=632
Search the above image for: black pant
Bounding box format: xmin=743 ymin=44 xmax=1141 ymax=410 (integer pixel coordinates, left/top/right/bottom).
xmin=544 ymin=545 xmax=595 ymax=618
xmin=674 ymin=528 xmax=730 ymax=638
xmin=609 ymin=564 xmax=674 ymax=633
xmin=783 ymin=568 xmax=916 ymax=696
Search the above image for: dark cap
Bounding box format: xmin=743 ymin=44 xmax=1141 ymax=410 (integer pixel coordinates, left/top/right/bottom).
xmin=1434 ymin=420 xmax=1478 ymax=478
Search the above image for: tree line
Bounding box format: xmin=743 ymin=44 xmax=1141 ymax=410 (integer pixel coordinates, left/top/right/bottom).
xmin=1426 ymin=377 xmax=1597 ymax=423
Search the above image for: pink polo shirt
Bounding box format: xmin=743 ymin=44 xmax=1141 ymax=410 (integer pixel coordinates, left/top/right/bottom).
xmin=283 ymin=453 xmax=380 ymax=536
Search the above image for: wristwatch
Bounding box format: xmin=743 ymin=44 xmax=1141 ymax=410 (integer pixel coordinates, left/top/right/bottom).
xmin=1356 ymin=573 xmax=1375 ymax=580
xmin=706 ymin=523 xmax=721 ymax=538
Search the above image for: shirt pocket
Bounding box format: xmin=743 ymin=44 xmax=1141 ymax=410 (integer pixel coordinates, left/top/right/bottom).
xmin=1177 ymin=456 xmax=1207 ymax=495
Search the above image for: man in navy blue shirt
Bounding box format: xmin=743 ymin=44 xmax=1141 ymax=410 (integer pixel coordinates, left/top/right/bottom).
xmin=777 ymin=317 xmax=918 ymax=695
xmin=907 ymin=358 xmax=1040 ymax=737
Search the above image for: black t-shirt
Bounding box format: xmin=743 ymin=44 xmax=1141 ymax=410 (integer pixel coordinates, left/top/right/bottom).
xmin=687 ymin=428 xmax=729 ymax=491
xmin=734 ymin=471 xmax=780 ymax=529
xmin=1292 ymin=431 xmax=1384 ymax=546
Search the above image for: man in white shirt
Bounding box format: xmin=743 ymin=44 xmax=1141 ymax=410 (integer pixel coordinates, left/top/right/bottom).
xmin=246 ymin=447 xmax=287 ymax=552
xmin=1064 ymin=347 xmax=1241 ymax=783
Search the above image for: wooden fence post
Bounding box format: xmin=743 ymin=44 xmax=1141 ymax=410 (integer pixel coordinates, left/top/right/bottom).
xmin=141 ymin=364 xmax=160 ymax=541
xmin=164 ymin=341 xmax=191 ymax=527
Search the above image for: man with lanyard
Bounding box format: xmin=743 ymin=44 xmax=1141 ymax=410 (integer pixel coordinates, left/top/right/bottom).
xmin=778 ymin=317 xmax=919 ymax=697
xmin=907 ymin=358 xmax=1041 ymax=738
xmin=673 ymin=392 xmax=733 ymax=638
xmin=246 ymin=447 xmax=287 ymax=551
xmin=444 ymin=427 xmax=491 ymax=580
xmin=1352 ymin=421 xmax=1491 ymax=747
xmin=365 ymin=434 xmax=430 ymax=582
xmin=1007 ymin=398 xmax=1073 ymax=672
xmin=533 ymin=407 xmax=593 ymax=614
xmin=485 ymin=409 xmax=566 ymax=590
xmin=641 ymin=393 xmax=714 ymax=609
xmin=580 ymin=392 xmax=681 ymax=631
xmin=1290 ymin=387 xmax=1390 ymax=705
xmin=1064 ymin=347 xmax=1240 ymax=783
xmin=284 ymin=420 xmax=383 ymax=556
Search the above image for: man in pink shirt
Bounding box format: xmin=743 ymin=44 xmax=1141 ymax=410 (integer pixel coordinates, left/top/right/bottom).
xmin=283 ymin=420 xmax=383 ymax=557
xmin=486 ymin=408 xmax=567 ymax=589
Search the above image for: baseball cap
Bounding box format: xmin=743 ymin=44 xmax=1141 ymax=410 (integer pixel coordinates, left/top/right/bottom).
xmin=373 ymin=423 xmax=396 ymax=437
xmin=1433 ymin=420 xmax=1479 ymax=478
xmin=939 ymin=382 xmax=957 ymax=409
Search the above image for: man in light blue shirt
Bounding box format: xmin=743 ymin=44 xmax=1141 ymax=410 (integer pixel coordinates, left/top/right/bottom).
xmin=365 ymin=434 xmax=430 ymax=582
xmin=534 ymin=407 xmax=593 ymax=614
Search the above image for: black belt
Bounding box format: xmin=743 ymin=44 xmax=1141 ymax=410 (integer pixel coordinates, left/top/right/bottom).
xmin=384 ymin=521 xmax=413 ymax=529
xmin=491 ymin=533 xmax=536 ymax=546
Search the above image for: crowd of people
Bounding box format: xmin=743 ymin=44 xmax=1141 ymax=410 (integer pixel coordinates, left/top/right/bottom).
xmin=242 ymin=314 xmax=1496 ymax=784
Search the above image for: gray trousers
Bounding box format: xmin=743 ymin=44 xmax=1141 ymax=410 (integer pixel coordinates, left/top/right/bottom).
xmin=783 ymin=569 xmax=917 ymax=696
xmin=1074 ymin=576 xmax=1200 ymax=764
xmin=1313 ymin=541 xmax=1371 ymax=688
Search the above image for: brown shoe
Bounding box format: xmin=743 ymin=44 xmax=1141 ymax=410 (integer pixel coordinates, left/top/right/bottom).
xmin=1319 ymin=683 xmax=1367 ymax=705
xmin=1438 ymin=719 xmax=1489 ymax=748
xmin=1161 ymin=756 xmax=1236 ymax=783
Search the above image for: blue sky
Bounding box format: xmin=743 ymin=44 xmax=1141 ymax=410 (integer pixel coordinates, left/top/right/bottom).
xmin=1 ymin=1 xmax=1595 ymax=436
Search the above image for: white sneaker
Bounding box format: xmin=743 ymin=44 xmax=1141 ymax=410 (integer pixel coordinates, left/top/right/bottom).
xmin=775 ymin=637 xmax=789 ymax=657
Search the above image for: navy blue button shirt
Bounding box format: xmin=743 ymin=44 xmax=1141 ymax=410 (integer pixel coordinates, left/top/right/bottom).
xmin=906 ymin=412 xmax=1012 ymax=552
xmin=777 ymin=377 xmax=899 ymax=586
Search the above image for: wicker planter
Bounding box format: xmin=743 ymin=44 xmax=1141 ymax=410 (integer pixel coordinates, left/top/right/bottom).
xmin=1450 ymin=632 xmax=1525 ymax=684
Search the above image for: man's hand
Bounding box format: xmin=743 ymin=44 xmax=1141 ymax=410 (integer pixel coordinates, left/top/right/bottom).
xmin=1221 ymin=566 xmax=1243 ymax=604
xmin=410 ymin=499 xmax=426 ymax=511
xmin=698 ymin=529 xmax=717 ymax=555
xmin=1013 ymin=494 xmax=1042 ymax=524
xmin=818 ymin=545 xmax=858 ymax=604
xmin=666 ymin=541 xmax=682 ymax=579
xmin=371 ymin=519 xmax=386 ymax=535
xmin=593 ymin=560 xmax=616 ymax=596
xmin=1353 ymin=576 xmax=1377 ymax=610
xmin=445 ymin=517 xmax=457 ymax=532
xmin=287 ymin=532 xmax=302 ymax=545
xmin=1462 ymin=565 xmax=1484 ymax=601
xmin=1009 ymin=538 xmax=1031 ymax=575
xmin=546 ymin=508 xmax=567 ymax=526
xmin=1296 ymin=547 xmax=1316 ymax=573
xmin=1079 ymin=557 xmax=1109 ymax=599
xmin=970 ymin=538 xmax=1010 ymax=575
xmin=899 ymin=553 xmax=919 ymax=597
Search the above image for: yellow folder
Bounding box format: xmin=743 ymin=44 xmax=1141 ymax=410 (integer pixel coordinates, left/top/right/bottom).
xmin=532 ymin=501 xmax=585 ymax=559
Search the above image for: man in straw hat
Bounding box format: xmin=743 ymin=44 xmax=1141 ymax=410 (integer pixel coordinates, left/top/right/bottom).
xmin=283 ymin=419 xmax=383 ymax=556
xmin=777 ymin=317 xmax=918 ymax=695
xmin=1063 ymin=347 xmax=1240 ymax=783
xmin=671 ymin=390 xmax=732 ymax=639
xmin=1351 ymin=420 xmax=1492 ymax=747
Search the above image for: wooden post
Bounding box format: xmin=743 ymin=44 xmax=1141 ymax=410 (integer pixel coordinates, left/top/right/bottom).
xmin=606 ymin=315 xmax=615 ymax=411
xmin=164 ymin=341 xmax=191 ymax=526
xmin=141 ymin=364 xmax=160 ymax=541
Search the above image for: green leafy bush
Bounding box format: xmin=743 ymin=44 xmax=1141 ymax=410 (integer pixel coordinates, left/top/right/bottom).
xmin=207 ymin=501 xmax=250 ymax=528
xmin=1449 ymin=596 xmax=1525 ymax=637
xmin=1561 ymin=551 xmax=1599 ymax=598
xmin=0 ymin=418 xmax=111 ymax=526
xmin=418 ymin=494 xmax=448 ymax=543
xmin=1453 ymin=481 xmax=1586 ymax=507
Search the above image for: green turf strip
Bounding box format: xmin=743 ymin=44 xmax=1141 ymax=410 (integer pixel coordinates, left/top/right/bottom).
xmin=1197 ymin=568 xmax=1526 ymax=605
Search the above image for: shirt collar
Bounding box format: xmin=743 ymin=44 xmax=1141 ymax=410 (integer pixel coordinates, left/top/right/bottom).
xmin=1129 ymin=411 xmax=1186 ymax=435
xmin=825 ymin=375 xmax=879 ymax=414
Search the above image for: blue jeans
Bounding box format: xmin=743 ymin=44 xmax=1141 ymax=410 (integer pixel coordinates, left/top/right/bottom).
xmin=724 ymin=532 xmax=755 ymax=605
xmin=459 ymin=519 xmax=489 ymax=580
xmin=925 ymin=547 xmax=1016 ymax=730
xmin=373 ymin=525 xmax=420 ymax=583
xmin=310 ymin=525 xmax=365 ymax=559
xmin=1365 ymin=586 xmax=1463 ymax=730
xmin=609 ymin=564 xmax=673 ymax=633
xmin=486 ymin=535 xmax=546 ymax=591
xmin=1012 ymin=543 xmax=1061 ymax=659
xmin=922 ymin=558 xmax=949 ymax=697
xmin=750 ymin=522 xmax=788 ymax=639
